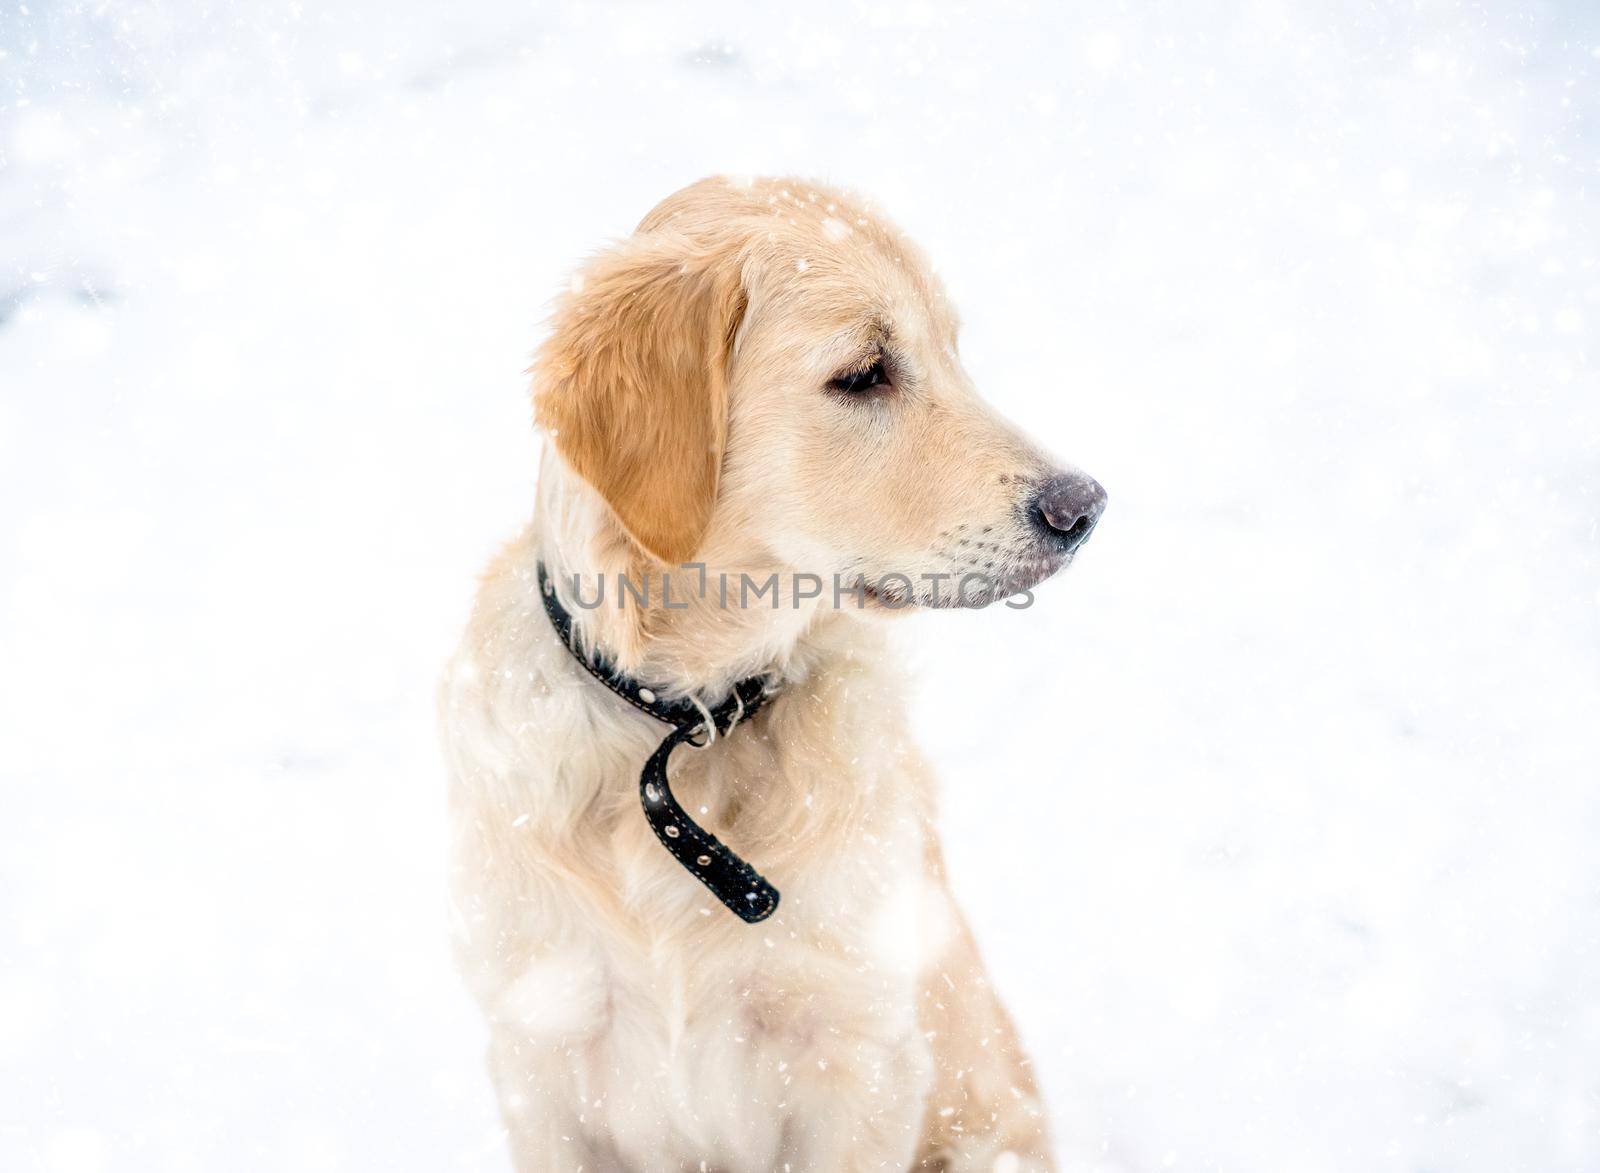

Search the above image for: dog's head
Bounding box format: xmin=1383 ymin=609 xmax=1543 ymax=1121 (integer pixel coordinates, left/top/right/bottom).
xmin=535 ymin=176 xmax=1104 ymax=612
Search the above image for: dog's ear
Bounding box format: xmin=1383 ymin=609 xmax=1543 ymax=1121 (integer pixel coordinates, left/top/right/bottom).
xmin=534 ymin=234 xmax=746 ymax=565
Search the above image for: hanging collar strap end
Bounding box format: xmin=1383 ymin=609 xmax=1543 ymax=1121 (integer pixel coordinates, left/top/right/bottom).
xmin=538 ymin=563 xmax=781 ymax=923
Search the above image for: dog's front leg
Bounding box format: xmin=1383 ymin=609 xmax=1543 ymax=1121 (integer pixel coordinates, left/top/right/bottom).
xmin=912 ymin=889 xmax=1054 ymax=1173
xmin=778 ymin=1030 xmax=934 ymax=1172
xmin=488 ymin=1035 xmax=618 ymax=1173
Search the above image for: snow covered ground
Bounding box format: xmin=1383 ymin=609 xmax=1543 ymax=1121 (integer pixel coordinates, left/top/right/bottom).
xmin=3 ymin=2 xmax=1598 ymax=1169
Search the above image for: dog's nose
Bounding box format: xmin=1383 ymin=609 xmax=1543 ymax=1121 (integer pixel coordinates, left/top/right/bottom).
xmin=1031 ymin=472 xmax=1107 ymax=553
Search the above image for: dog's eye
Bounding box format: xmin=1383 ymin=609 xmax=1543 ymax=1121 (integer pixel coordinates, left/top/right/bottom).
xmin=827 ymin=359 xmax=889 ymax=396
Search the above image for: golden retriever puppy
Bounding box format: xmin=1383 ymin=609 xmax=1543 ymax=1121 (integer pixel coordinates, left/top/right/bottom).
xmin=440 ymin=176 xmax=1106 ymax=1172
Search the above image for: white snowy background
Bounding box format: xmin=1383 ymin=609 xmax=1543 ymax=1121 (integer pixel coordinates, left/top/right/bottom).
xmin=3 ymin=1 xmax=1598 ymax=1169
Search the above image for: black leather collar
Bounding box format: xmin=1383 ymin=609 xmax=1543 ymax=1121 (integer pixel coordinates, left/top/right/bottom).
xmin=537 ymin=563 xmax=780 ymax=923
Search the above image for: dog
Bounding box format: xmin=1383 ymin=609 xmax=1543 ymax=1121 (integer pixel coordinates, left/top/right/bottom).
xmin=439 ymin=176 xmax=1106 ymax=1171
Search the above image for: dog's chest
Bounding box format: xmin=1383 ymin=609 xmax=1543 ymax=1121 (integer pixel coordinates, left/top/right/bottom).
xmin=488 ymin=768 xmax=934 ymax=1168
xmin=446 ymin=602 xmax=939 ymax=1164
xmin=570 ymin=870 xmax=931 ymax=1170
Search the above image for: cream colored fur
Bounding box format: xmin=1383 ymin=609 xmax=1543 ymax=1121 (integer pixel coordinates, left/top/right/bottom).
xmin=440 ymin=177 xmax=1070 ymax=1171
